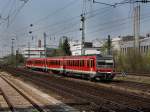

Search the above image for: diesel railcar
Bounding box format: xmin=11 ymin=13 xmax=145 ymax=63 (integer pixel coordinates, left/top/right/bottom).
xmin=26 ymin=55 xmax=115 ymax=80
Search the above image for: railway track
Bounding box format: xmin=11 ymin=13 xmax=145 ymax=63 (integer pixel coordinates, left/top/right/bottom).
xmin=0 ymin=88 xmax=11 ymax=112
xmin=5 ymin=68 xmax=150 ymax=112
xmin=0 ymin=75 xmax=43 ymax=112
xmin=16 ymin=68 xmax=150 ymax=98
xmin=0 ymin=73 xmax=79 ymax=112
xmin=116 ymin=72 xmax=150 ymax=77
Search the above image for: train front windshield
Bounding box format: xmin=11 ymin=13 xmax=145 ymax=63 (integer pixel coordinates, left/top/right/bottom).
xmin=97 ymin=59 xmax=114 ymax=68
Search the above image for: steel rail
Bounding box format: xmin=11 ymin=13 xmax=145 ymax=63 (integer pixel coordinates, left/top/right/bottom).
xmin=13 ymin=69 xmax=144 ymax=112
xmin=0 ymin=75 xmax=45 ymax=112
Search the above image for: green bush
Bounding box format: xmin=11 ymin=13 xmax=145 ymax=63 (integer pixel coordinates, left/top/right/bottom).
xmin=116 ymin=49 xmax=150 ymax=73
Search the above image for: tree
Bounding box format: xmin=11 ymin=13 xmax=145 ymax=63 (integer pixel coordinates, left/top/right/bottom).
xmin=2 ymin=52 xmax=25 ymax=67
xmin=58 ymin=38 xmax=63 ymax=48
xmin=101 ymin=35 xmax=113 ymax=55
xmin=62 ymin=37 xmax=72 ymax=56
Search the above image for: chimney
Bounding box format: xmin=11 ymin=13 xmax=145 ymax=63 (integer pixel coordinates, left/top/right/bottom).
xmin=38 ymin=40 xmax=41 ymax=48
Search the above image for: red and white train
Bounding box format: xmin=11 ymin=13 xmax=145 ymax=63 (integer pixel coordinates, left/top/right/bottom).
xmin=26 ymin=55 xmax=115 ymax=80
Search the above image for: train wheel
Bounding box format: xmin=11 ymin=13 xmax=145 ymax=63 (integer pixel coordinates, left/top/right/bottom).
xmin=89 ymin=77 xmax=96 ymax=82
xmin=51 ymin=70 xmax=60 ymax=74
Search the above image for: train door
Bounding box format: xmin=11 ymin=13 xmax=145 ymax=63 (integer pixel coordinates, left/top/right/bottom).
xmin=88 ymin=58 xmax=95 ymax=78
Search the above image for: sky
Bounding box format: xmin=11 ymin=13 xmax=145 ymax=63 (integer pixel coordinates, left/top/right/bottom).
xmin=0 ymin=0 xmax=150 ymax=57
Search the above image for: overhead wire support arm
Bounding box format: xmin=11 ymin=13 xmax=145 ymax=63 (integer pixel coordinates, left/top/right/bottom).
xmin=93 ymin=0 xmax=150 ymax=8
xmin=135 ymin=0 xmax=150 ymax=3
xmin=92 ymin=0 xmax=116 ymax=7
xmin=114 ymin=0 xmax=150 ymax=6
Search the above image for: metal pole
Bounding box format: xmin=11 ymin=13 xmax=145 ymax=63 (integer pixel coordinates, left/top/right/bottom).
xmin=28 ymin=42 xmax=30 ymax=58
xmin=11 ymin=39 xmax=15 ymax=65
xmin=133 ymin=4 xmax=140 ymax=52
xmin=43 ymin=32 xmax=47 ymax=58
xmin=80 ymin=14 xmax=85 ymax=55
xmin=11 ymin=39 xmax=14 ymax=56
xmin=108 ymin=35 xmax=111 ymax=55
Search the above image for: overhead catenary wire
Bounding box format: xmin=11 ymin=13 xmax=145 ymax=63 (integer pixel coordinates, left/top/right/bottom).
xmin=1 ymin=0 xmax=150 ymax=41
xmin=7 ymin=0 xmax=30 ymax=27
xmin=9 ymin=1 xmax=120 ymax=36
xmin=12 ymin=0 xmax=78 ymax=34
xmin=12 ymin=6 xmax=112 ymax=36
xmin=87 ymin=13 xmax=150 ymax=38
xmin=8 ymin=5 xmax=149 ymax=39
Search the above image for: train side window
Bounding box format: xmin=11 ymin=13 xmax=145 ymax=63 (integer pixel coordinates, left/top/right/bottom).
xmin=87 ymin=60 xmax=89 ymax=67
xmin=67 ymin=60 xmax=68 ymax=66
xmin=76 ymin=60 xmax=77 ymax=66
xmin=91 ymin=60 xmax=92 ymax=67
xmin=74 ymin=60 xmax=76 ymax=66
xmin=73 ymin=60 xmax=75 ymax=66
xmin=82 ymin=60 xmax=84 ymax=66
xmin=82 ymin=60 xmax=84 ymax=67
xmin=93 ymin=60 xmax=95 ymax=67
xmin=74 ymin=60 xmax=75 ymax=66
xmin=80 ymin=60 xmax=82 ymax=67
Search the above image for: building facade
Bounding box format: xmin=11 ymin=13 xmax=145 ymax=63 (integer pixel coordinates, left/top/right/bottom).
xmin=69 ymin=40 xmax=100 ymax=56
xmin=21 ymin=47 xmax=45 ymax=58
xmin=119 ymin=36 xmax=150 ymax=54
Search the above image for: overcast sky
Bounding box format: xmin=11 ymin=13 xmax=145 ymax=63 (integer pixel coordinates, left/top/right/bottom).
xmin=0 ymin=0 xmax=150 ymax=57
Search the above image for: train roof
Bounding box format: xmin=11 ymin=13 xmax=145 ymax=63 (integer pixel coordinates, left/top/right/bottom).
xmin=26 ymin=54 xmax=113 ymax=61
